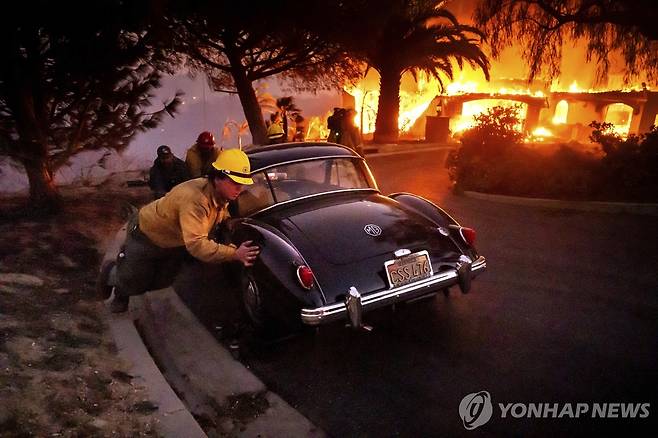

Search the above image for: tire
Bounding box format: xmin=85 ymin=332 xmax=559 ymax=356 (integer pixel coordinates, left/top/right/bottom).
xmin=241 ymin=274 xmax=268 ymax=331
xmin=240 ymin=274 xmax=300 ymax=341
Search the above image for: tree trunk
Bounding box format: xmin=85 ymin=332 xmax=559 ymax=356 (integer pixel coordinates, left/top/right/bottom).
xmin=9 ymin=68 xmax=61 ymax=210
xmin=373 ymin=66 xmax=401 ymax=144
xmin=225 ymin=48 xmax=267 ymax=146
xmin=235 ymin=75 xmax=267 ymax=145
xmin=21 ymin=155 xmax=60 ymax=211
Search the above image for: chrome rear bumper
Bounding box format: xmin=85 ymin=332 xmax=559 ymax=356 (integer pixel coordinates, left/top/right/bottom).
xmin=301 ymin=255 xmax=486 ymax=326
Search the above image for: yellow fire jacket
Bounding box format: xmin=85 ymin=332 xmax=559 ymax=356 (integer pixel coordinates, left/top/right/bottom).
xmin=185 ymin=144 xmax=221 ymax=178
xmin=138 ymin=178 xmax=237 ymax=263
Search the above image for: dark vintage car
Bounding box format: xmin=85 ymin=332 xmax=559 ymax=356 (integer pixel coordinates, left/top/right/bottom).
xmin=216 ymin=142 xmax=486 ymax=331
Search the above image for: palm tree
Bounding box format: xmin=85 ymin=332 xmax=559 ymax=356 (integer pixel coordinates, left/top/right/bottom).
xmin=276 ymin=96 xmax=302 ymax=142
xmin=365 ymin=1 xmax=490 ymax=143
xmin=222 ymin=119 xmax=250 ymax=149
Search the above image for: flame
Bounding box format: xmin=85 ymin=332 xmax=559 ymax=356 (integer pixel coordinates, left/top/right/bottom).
xmin=549 ymin=80 xmax=650 ymax=93
xmin=344 ymin=70 xmax=439 ymax=134
xmin=552 ymin=100 xmax=569 ymax=124
xmin=304 ymin=113 xmax=331 ymax=141
xmin=444 ymin=76 xmax=646 ymax=140
xmin=451 ymin=99 xmax=528 ymax=134
xmin=604 ymin=103 xmax=633 ymax=137
xmin=445 ymin=79 xmax=545 ymax=97
xmin=335 ymin=60 xmax=652 ymax=143
xmin=529 ymin=126 xmax=553 ymax=141
xmin=446 ymin=81 xmax=479 ymax=94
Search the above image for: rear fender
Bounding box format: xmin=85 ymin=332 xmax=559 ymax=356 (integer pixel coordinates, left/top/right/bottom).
xmin=229 ymin=218 xmax=326 ymax=308
xmin=390 ymin=192 xmax=479 ymax=257
xmin=389 ymin=192 xmax=458 ymax=227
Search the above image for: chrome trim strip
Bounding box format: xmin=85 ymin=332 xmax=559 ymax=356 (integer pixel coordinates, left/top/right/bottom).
xmin=251 ymin=155 xmax=365 ymax=174
xmin=301 ymin=255 xmax=486 ymax=325
xmin=250 ymin=188 xmax=378 ymax=216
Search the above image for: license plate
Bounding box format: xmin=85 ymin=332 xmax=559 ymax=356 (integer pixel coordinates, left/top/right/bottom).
xmin=384 ymin=250 xmax=433 ymax=288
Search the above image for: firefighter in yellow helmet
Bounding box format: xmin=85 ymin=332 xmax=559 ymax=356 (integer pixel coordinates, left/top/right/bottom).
xmin=267 ymin=112 xmax=286 ymax=144
xmin=107 ymin=149 xmax=259 ymax=313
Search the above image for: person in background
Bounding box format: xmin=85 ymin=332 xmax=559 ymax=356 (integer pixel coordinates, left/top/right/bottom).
xmin=185 ymin=131 xmax=221 ymax=177
xmin=267 ymin=112 xmax=286 ymax=144
xmin=107 ymin=149 xmax=260 ymax=313
xmin=339 ymin=108 xmax=364 ymax=156
xmin=327 ymin=107 xmax=344 ymax=143
xmin=149 ymin=145 xmax=191 ymax=199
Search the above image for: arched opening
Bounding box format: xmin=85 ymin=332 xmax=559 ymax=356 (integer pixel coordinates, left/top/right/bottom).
xmin=604 ymin=103 xmax=633 ymax=137
xmin=552 ymin=100 xmax=569 ymax=124
xmin=451 ymin=99 xmax=527 ymax=135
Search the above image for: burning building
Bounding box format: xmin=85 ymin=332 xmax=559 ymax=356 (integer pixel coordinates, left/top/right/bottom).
xmin=337 ymin=1 xmax=658 ymax=144
xmin=340 ymin=69 xmax=658 ymax=144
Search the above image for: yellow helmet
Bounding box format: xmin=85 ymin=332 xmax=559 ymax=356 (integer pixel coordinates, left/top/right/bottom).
xmin=267 ymin=123 xmax=284 ymax=139
xmin=211 ymin=149 xmax=253 ymax=185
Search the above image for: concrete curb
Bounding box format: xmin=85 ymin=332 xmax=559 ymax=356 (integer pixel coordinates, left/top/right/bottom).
xmin=106 ymin=288 xmax=324 ymax=437
xmin=107 ymin=310 xmax=207 ymax=438
xmin=462 ymin=190 xmax=658 ymax=216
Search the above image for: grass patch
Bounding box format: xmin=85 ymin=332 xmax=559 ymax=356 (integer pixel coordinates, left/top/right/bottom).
xmin=0 ymin=185 xmax=157 ymax=436
xmin=35 ymin=349 xmax=85 ymax=372
xmin=48 ymin=330 xmax=100 ymax=348
xmin=77 ymin=318 xmax=105 ymax=335
xmin=129 ymin=400 xmax=160 ymax=415
xmin=0 ymin=407 xmax=37 ymax=438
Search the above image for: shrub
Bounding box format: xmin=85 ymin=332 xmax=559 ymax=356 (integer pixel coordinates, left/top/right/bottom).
xmin=449 ymin=115 xmax=658 ymax=202
xmin=591 ymin=122 xmax=658 ymax=201
xmin=448 ymin=105 xmax=524 ymax=192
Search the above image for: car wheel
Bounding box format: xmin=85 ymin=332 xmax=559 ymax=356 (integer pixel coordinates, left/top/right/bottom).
xmin=241 ymin=275 xmax=268 ymax=331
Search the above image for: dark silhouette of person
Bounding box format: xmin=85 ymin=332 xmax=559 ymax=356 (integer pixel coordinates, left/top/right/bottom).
xmin=149 ymin=145 xmax=191 ymax=199
xmin=327 ymin=107 xmax=344 ymax=143
xmin=339 ymin=108 xmax=364 ymax=155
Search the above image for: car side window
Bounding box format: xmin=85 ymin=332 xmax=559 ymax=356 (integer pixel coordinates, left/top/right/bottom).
xmin=328 ymin=159 xmax=368 ymax=188
xmin=239 ymin=158 xmax=372 ymax=213
xmin=236 ymin=172 xmax=275 ymax=216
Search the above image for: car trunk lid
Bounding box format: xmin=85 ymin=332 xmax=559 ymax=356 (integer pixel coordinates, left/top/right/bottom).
xmin=283 ymin=194 xmax=454 ymax=265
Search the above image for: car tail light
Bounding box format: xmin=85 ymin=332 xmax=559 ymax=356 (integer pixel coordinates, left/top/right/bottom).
xmin=296 ymin=265 xmax=314 ymax=289
xmin=460 ymin=227 xmax=476 ymax=246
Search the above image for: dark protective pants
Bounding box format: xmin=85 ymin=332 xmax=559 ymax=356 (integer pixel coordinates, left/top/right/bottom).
xmin=114 ymin=215 xmax=187 ymax=298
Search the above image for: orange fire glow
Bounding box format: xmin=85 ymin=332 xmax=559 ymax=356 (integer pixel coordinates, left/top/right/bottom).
xmin=331 ymin=43 xmax=655 ymax=143
xmin=348 ymin=71 xmax=650 ymax=141
xmin=344 ymin=70 xmax=439 ymax=134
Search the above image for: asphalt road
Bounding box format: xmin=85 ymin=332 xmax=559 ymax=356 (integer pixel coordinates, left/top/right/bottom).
xmin=179 ymin=149 xmax=658 ymax=437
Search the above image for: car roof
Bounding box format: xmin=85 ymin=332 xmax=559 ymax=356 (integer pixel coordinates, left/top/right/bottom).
xmin=244 ymin=142 xmax=360 ymax=171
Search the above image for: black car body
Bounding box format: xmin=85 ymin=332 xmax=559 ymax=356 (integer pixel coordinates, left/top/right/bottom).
xmin=222 ymin=143 xmax=486 ymax=330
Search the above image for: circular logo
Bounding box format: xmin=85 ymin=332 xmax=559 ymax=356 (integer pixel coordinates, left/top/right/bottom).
xmin=363 ymin=224 xmax=382 ymax=237
xmin=459 ymin=391 xmax=493 ymax=430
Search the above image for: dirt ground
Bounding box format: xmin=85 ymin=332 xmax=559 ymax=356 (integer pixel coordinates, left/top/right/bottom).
xmin=0 ymin=184 xmax=159 ymax=437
